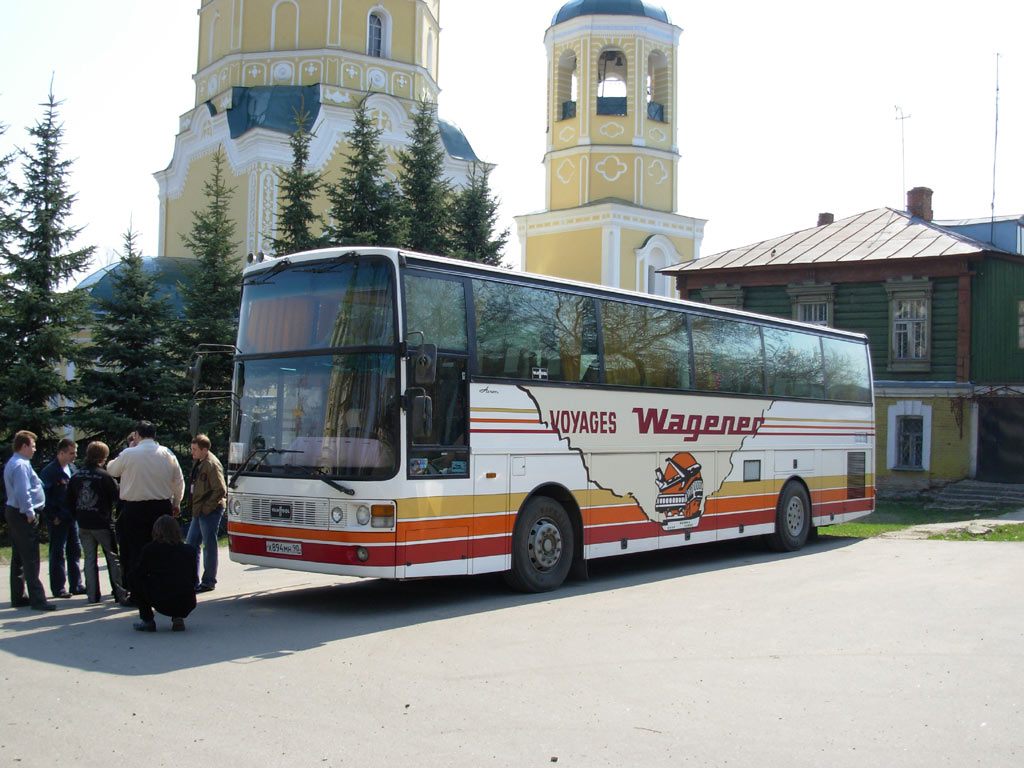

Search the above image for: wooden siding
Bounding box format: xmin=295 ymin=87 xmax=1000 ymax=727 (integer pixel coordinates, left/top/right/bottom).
xmin=971 ymin=257 xmax=1024 ymax=383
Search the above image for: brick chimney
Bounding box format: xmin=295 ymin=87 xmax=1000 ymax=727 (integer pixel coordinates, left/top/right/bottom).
xmin=817 ymin=212 xmax=834 ymax=226
xmin=906 ymin=187 xmax=933 ymax=221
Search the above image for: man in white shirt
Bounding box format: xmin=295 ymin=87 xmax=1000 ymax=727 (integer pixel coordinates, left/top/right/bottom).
xmin=107 ymin=421 xmax=184 ymax=599
xmin=3 ymin=430 xmax=56 ymax=610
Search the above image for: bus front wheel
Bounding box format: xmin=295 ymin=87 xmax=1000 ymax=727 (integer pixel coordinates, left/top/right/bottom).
xmin=766 ymin=482 xmax=811 ymax=552
xmin=504 ymin=496 xmax=574 ymax=593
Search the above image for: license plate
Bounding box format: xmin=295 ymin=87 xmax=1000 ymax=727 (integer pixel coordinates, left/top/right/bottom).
xmin=266 ymin=540 xmax=302 ymax=556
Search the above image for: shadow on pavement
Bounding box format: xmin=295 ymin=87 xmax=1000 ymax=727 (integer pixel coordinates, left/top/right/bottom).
xmin=0 ymin=535 xmax=859 ymax=675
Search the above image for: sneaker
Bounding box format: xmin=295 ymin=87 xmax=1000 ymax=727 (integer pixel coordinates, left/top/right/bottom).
xmin=171 ymin=617 xmax=186 ymax=632
xmin=53 ymin=590 xmax=73 ymax=599
xmin=133 ymin=620 xmax=156 ymax=632
xmin=195 ymin=584 xmax=215 ymax=593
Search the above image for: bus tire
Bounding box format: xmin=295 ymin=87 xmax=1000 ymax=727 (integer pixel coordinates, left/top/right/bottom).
xmin=766 ymin=482 xmax=811 ymax=552
xmin=504 ymin=496 xmax=574 ymax=593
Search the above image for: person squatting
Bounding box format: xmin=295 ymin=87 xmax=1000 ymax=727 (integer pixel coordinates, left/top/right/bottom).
xmin=3 ymin=423 xmax=227 ymax=632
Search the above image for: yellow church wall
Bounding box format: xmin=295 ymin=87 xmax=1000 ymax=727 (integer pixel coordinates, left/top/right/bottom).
xmin=524 ymin=229 xmax=604 ymax=285
xmin=161 ymin=150 xmax=252 ymax=261
xmin=587 ymin=151 xmax=637 ymax=202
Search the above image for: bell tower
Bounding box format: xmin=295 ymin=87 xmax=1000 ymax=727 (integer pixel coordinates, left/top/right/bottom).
xmin=515 ymin=1 xmax=704 ymax=295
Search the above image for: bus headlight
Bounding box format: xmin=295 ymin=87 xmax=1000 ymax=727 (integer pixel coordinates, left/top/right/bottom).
xmin=371 ymin=504 xmax=395 ymax=528
xmin=356 ymin=505 xmax=371 ymax=526
xmin=230 ymin=498 xmax=242 ymax=515
xmin=356 ymin=546 xmax=370 ymax=562
xmin=331 ymin=506 xmax=345 ymax=524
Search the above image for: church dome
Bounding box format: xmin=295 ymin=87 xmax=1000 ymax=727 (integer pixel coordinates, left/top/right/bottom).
xmin=77 ymin=256 xmax=191 ymax=317
xmin=552 ymin=0 xmax=670 ymax=25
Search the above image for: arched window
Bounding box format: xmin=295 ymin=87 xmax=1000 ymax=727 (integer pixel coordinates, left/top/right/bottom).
xmin=636 ymin=236 xmax=681 ymax=297
xmin=368 ymin=13 xmax=383 ymax=57
xmin=271 ymin=0 xmax=299 ymax=52
xmin=556 ymin=50 xmax=578 ymax=120
xmin=646 ymin=51 xmax=669 ymax=122
xmin=597 ymin=50 xmax=627 ymax=116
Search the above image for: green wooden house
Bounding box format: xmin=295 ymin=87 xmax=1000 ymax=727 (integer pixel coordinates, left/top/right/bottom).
xmin=662 ymin=188 xmax=1024 ymax=492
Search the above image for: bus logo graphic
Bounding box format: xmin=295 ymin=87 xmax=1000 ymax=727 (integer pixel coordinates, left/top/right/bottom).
xmin=654 ymin=452 xmax=705 ymax=527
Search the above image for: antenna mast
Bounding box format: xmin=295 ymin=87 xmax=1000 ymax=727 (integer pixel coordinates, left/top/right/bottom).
xmin=895 ymin=106 xmax=911 ymax=207
xmin=991 ymin=53 xmax=1001 ymax=243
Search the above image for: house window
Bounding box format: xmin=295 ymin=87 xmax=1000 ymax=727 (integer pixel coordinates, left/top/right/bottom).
xmin=787 ymin=283 xmax=834 ymax=327
xmin=887 ymin=401 xmax=931 ymax=471
xmin=368 ymin=13 xmax=384 ymax=57
xmin=885 ymin=278 xmax=932 ymax=372
xmin=896 ymin=416 xmax=924 ymax=469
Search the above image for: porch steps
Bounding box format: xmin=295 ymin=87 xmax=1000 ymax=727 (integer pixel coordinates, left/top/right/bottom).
xmin=924 ymin=480 xmax=1024 ymax=511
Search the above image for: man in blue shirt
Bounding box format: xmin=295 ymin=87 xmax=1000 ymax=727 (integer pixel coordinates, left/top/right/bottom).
xmin=40 ymin=438 xmax=85 ymax=598
xmin=3 ymin=431 xmax=56 ymax=611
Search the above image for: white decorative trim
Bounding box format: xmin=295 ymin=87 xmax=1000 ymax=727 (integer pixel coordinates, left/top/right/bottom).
xmin=636 ymin=234 xmax=682 ymax=297
xmin=886 ymin=400 xmax=932 ymax=471
xmin=595 ymin=155 xmax=627 ymax=182
xmin=270 ymin=0 xmax=300 ymax=52
xmin=556 ymin=159 xmax=575 ymax=185
xmin=647 ymin=159 xmax=668 ymax=185
xmin=648 ymin=126 xmax=667 ymax=143
xmin=599 ymin=122 xmax=625 ymax=138
xmin=558 ymin=126 xmax=575 ymax=143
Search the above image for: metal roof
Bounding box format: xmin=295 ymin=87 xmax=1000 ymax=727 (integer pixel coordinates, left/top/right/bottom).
xmin=663 ymin=208 xmax=1010 ymax=275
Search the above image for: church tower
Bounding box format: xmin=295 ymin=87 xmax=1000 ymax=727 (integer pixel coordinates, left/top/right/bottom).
xmin=515 ymin=1 xmax=704 ymax=295
xmin=155 ymin=0 xmax=482 ymax=258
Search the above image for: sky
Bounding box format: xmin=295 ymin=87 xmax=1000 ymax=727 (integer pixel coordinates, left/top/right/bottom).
xmin=1 ymin=0 xmax=1022 ymax=281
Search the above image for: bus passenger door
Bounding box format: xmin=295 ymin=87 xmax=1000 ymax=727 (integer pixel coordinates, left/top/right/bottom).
xmin=472 ymin=455 xmax=510 ymax=574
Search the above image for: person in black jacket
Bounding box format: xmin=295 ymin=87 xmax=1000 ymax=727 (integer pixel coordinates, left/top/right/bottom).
xmin=133 ymin=514 xmax=198 ymax=632
xmin=67 ymin=441 xmax=128 ymax=604
xmin=39 ymin=438 xmax=85 ymax=598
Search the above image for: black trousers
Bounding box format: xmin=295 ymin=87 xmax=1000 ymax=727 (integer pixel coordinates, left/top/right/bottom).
xmin=5 ymin=506 xmax=48 ymax=607
xmin=118 ymin=499 xmax=172 ymax=594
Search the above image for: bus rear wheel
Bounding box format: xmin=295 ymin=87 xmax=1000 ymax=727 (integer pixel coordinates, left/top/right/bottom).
xmin=766 ymin=482 xmax=811 ymax=552
xmin=504 ymin=496 xmax=574 ymax=593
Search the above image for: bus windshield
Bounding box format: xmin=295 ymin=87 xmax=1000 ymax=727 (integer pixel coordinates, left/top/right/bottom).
xmin=232 ymin=259 xmax=398 ymax=479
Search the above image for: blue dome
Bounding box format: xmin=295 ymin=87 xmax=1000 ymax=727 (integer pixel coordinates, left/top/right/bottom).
xmin=77 ymin=256 xmax=191 ymax=317
xmin=552 ymin=0 xmax=670 ymax=25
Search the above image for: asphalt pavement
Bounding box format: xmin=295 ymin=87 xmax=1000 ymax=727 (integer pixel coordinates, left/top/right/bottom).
xmin=1 ymin=534 xmax=1022 ymax=767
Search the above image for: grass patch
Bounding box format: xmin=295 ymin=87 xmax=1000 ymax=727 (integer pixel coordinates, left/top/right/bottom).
xmin=929 ymin=524 xmax=1024 ymax=542
xmin=819 ymin=498 xmax=1019 ymax=539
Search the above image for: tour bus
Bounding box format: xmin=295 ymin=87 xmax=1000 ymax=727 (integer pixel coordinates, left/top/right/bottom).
xmin=225 ymin=247 xmax=874 ymax=592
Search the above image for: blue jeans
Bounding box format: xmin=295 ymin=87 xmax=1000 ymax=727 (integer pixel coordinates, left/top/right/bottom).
xmin=47 ymin=517 xmax=83 ymax=595
xmin=186 ymin=509 xmax=223 ymax=588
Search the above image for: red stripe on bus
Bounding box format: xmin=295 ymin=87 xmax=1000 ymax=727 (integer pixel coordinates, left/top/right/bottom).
xmin=229 ymin=535 xmax=397 ymax=567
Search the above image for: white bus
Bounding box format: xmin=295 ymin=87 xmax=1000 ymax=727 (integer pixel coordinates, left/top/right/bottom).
xmin=226 ymin=247 xmax=874 ymax=591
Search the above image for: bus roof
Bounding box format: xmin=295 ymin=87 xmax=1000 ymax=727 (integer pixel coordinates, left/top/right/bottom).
xmin=243 ymin=246 xmax=870 ymax=344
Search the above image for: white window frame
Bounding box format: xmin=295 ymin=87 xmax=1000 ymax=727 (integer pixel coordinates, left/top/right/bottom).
xmin=787 ymin=283 xmax=834 ymax=327
xmin=887 ymin=400 xmax=932 ymax=471
xmin=635 ymin=235 xmax=681 ymax=297
xmin=367 ymin=8 xmax=391 ymax=59
xmin=885 ymin=278 xmax=932 ymax=372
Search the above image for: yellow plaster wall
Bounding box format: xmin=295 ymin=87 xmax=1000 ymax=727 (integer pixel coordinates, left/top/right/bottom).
xmin=524 ymin=229 xmax=604 ymax=285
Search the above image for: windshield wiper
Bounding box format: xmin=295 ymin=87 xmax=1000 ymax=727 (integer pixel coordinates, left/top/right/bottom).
xmin=293 ymin=254 xmax=361 ymax=274
xmin=282 ymin=464 xmax=356 ymax=496
xmin=229 ymin=447 xmax=302 ymax=488
xmin=243 ymin=258 xmax=292 ymax=286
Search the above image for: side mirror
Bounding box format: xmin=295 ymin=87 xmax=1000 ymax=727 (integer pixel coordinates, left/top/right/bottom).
xmin=413 ymin=343 xmax=437 ymax=386
xmin=410 ymin=390 xmax=433 ymax=441
xmin=189 ymin=402 xmax=199 ymax=436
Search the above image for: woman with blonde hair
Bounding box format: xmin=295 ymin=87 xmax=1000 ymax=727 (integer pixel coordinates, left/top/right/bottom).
xmin=132 ymin=514 xmax=198 ymax=632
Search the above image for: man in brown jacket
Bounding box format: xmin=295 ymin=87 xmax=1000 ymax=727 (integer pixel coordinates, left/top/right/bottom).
xmin=185 ymin=434 xmax=227 ymax=593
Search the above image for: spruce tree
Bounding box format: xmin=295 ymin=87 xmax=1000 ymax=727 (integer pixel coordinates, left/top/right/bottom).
xmin=397 ymin=101 xmax=452 ymax=255
xmin=0 ymin=92 xmax=94 ymax=452
xmin=325 ymin=96 xmax=399 ymax=246
xmin=449 ymin=163 xmax=509 ymax=267
xmin=76 ymin=226 xmax=176 ymax=444
xmin=175 ymin=148 xmax=242 ymax=450
xmin=271 ymin=107 xmax=324 ymax=256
